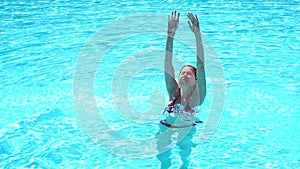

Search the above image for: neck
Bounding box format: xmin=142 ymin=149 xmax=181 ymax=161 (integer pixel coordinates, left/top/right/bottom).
xmin=180 ymin=85 xmax=195 ymax=99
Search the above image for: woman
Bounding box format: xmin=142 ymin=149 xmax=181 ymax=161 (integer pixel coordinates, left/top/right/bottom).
xmin=156 ymin=11 xmax=206 ymax=169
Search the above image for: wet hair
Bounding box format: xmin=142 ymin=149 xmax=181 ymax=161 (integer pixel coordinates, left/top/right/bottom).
xmin=179 ymin=65 xmax=197 ymax=80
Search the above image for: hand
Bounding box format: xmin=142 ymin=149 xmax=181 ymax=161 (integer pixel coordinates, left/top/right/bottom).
xmin=168 ymin=11 xmax=180 ymax=33
xmin=187 ymin=13 xmax=200 ymax=34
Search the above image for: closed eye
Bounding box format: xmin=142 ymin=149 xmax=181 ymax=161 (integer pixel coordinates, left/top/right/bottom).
xmin=181 ymin=71 xmax=193 ymax=76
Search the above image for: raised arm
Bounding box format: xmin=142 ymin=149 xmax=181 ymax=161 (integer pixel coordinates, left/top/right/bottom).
xmin=187 ymin=13 xmax=206 ymax=105
xmin=165 ymin=11 xmax=180 ymax=101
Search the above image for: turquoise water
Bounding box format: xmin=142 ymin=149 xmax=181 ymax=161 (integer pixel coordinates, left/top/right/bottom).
xmin=1 ymin=0 xmax=300 ymax=168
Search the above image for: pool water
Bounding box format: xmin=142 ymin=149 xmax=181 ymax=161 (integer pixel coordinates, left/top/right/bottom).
xmin=1 ymin=0 xmax=300 ymax=168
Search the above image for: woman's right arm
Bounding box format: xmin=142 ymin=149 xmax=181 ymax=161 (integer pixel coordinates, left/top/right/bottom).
xmin=165 ymin=11 xmax=180 ymax=100
xmin=165 ymin=35 xmax=179 ymax=100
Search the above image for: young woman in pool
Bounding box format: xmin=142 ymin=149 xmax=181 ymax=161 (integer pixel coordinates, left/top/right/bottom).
xmin=162 ymin=10 xmax=206 ymax=128
xmin=156 ymin=11 xmax=206 ymax=169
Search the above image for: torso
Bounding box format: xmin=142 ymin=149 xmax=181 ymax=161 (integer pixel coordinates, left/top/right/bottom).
xmin=175 ymin=86 xmax=200 ymax=111
xmin=165 ymin=87 xmax=200 ymax=126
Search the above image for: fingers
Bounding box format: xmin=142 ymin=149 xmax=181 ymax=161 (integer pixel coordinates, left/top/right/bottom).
xmin=169 ymin=11 xmax=199 ymax=24
xmin=187 ymin=13 xmax=192 ymax=21
xmin=187 ymin=13 xmax=190 ymax=19
xmin=172 ymin=11 xmax=175 ymax=20
xmin=187 ymin=13 xmax=197 ymax=22
xmin=170 ymin=10 xmax=180 ymax=21
xmin=187 ymin=20 xmax=192 ymax=29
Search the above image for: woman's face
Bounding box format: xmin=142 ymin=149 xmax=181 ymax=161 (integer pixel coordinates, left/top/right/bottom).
xmin=179 ymin=67 xmax=196 ymax=86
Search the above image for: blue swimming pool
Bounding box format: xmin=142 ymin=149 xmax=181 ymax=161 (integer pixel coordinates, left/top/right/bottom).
xmin=1 ymin=0 xmax=299 ymax=168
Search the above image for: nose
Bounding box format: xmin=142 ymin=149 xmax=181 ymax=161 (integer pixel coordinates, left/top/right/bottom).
xmin=181 ymin=75 xmax=188 ymax=81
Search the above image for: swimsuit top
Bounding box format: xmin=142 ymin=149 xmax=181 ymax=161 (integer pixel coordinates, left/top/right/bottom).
xmin=162 ymin=100 xmax=202 ymax=126
xmin=163 ymin=100 xmax=197 ymax=116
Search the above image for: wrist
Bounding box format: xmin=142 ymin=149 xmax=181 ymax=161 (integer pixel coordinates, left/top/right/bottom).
xmin=167 ymin=30 xmax=175 ymax=38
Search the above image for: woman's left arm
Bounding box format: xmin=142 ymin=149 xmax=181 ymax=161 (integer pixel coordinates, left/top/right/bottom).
xmin=195 ymin=32 xmax=206 ymax=105
xmin=188 ymin=13 xmax=206 ymax=105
